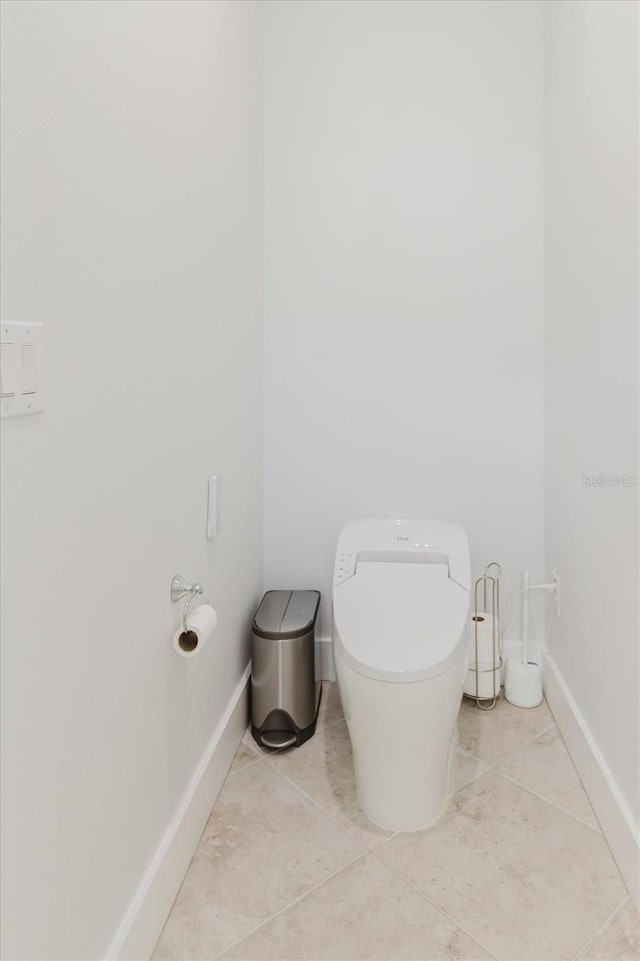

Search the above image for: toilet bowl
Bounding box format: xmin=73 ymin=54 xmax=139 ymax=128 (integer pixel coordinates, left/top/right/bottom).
xmin=332 ymin=518 xmax=471 ymax=832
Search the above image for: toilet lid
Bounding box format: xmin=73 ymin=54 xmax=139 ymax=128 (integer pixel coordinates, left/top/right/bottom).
xmin=333 ymin=561 xmax=470 ymax=683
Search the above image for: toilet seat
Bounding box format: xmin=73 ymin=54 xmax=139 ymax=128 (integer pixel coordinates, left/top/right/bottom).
xmin=333 ymin=561 xmax=469 ymax=683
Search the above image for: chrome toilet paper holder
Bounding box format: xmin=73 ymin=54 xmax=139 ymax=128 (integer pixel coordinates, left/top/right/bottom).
xmin=170 ymin=574 xmax=203 ymax=633
xmin=469 ymin=561 xmax=503 ymax=712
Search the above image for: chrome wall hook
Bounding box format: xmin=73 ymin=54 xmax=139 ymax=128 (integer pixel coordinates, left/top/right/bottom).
xmin=170 ymin=574 xmax=203 ymax=633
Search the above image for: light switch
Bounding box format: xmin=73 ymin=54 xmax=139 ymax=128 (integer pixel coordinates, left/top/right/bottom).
xmin=1 ymin=343 xmax=20 ymax=397
xmin=1 ymin=322 xmax=43 ymax=419
xmin=21 ymin=344 xmax=38 ymax=394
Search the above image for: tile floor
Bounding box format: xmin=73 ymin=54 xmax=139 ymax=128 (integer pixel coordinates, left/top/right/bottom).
xmin=153 ymin=685 xmax=639 ymax=961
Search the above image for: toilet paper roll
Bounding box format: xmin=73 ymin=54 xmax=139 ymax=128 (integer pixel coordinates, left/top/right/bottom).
xmin=173 ymin=604 xmax=218 ymax=658
xmin=464 ymin=663 xmax=501 ymax=699
xmin=468 ymin=612 xmax=500 ymax=666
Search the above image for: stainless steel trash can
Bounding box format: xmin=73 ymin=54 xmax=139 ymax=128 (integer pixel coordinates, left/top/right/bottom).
xmin=251 ymin=590 xmax=321 ymax=749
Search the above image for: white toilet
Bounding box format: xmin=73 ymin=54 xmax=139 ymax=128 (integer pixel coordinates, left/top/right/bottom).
xmin=332 ymin=518 xmax=471 ymax=832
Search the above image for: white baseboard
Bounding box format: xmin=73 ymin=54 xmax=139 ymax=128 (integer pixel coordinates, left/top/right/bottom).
xmin=105 ymin=665 xmax=251 ymax=961
xmin=543 ymin=652 xmax=639 ymax=911
xmin=315 ymin=635 xmax=336 ymax=681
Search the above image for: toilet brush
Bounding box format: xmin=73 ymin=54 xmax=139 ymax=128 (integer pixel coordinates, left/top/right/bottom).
xmin=505 ymin=571 xmax=543 ymax=708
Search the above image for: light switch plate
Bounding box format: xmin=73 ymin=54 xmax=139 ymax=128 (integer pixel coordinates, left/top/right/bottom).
xmin=1 ymin=322 xmax=44 ymax=419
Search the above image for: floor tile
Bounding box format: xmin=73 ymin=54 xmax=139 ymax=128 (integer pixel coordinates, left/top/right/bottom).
xmin=457 ymin=695 xmax=553 ymax=764
xmin=151 ymin=934 xmax=177 ymax=961
xmin=315 ymin=680 xmax=343 ymax=729
xmin=242 ymin=725 xmax=259 ymax=752
xmin=228 ymin=741 xmax=258 ymax=775
xmin=450 ymin=746 xmax=491 ymax=794
xmin=220 ymin=853 xmax=492 ymax=960
xmin=163 ymin=761 xmax=365 ymax=960
xmin=255 ymin=711 xmax=487 ymax=845
xmin=498 ymin=725 xmax=600 ymax=830
xmin=579 ymin=899 xmax=640 ymax=960
xmin=268 ymin=719 xmax=393 ymax=848
xmin=377 ymin=772 xmax=627 ymax=961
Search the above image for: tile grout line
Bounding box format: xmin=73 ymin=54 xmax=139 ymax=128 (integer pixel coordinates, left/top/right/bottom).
xmin=241 ymin=712 xmax=407 ymax=859
xmin=570 ymin=895 xmax=630 ymax=961
xmin=352 ymin=714 xmax=581 ymax=961
xmin=160 ymin=928 xmax=181 ymax=961
xmin=310 ymin=712 xmax=348 ymax=736
xmin=245 ymin=703 xmax=554 ymax=796
xmin=241 ymin=712 xmax=393 ymax=852
xmin=261 ymin=753 xmax=393 ymax=850
xmin=484 ymin=719 xmax=558 ymax=768
xmin=450 ymin=757 xmax=492 ymax=796
xmin=162 ymin=724 xmax=345 ymax=961
xmin=453 ymin=736 xmax=615 ymax=883
xmin=254 ymin=710 xmax=556 ymax=812
xmin=226 ymin=756 xmax=260 ymax=778
xmin=447 ymin=720 xmax=559 ymax=799
xmin=498 ymin=771 xmax=603 ymax=834
xmin=456 ymin=718 xmax=558 ymax=779
xmin=240 ymin=716 xmax=568 ymax=864
xmin=464 ymin=720 xmax=557 ymax=769
xmin=165 ymin=723 xmax=361 ymax=961
xmin=369 ymin=847 xmax=502 ymax=961
xmin=171 ymin=703 xmax=569 ymax=961
xmin=209 ymin=850 xmax=370 ymax=961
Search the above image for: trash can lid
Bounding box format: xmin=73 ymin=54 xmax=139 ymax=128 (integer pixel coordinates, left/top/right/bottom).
xmin=253 ymin=590 xmax=320 ymax=639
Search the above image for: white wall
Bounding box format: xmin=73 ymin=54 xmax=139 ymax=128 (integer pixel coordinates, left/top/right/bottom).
xmin=4 ymin=0 xmax=637 ymax=954
xmin=0 ymin=2 xmax=263 ymax=958
xmin=263 ymin=0 xmax=545 ymax=639
xmin=544 ymin=1 xmax=639 ymax=824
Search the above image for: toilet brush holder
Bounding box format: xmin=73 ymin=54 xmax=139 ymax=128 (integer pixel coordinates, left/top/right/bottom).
xmin=504 ymin=659 xmax=542 ymax=708
xmin=504 ymin=570 xmax=543 ymax=708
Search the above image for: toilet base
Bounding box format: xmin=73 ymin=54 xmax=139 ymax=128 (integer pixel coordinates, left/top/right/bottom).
xmin=335 ymin=651 xmax=466 ymax=832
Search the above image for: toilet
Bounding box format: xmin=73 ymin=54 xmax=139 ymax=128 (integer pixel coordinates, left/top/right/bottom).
xmin=332 ymin=518 xmax=471 ymax=832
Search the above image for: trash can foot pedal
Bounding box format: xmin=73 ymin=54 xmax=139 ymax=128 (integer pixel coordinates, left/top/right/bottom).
xmin=260 ymin=731 xmax=297 ymax=749
xmin=251 ymin=688 xmax=322 ymax=751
